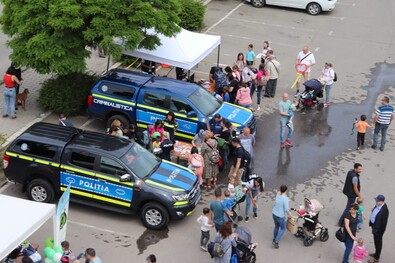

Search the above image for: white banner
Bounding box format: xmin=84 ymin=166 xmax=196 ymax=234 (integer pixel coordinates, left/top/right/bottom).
xmin=54 ymin=185 xmax=71 ymax=247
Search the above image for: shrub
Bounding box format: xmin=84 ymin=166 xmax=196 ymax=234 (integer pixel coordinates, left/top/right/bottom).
xmin=178 ymin=0 xmax=206 ymax=31
xmin=38 ymin=73 xmax=99 ymax=116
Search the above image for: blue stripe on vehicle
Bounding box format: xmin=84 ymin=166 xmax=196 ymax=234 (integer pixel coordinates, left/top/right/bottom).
xmin=160 ymin=162 xmax=196 ymax=182
xmin=150 ymin=173 xmax=191 ymax=190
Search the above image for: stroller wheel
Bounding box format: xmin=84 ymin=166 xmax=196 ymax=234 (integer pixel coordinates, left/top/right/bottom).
xmin=317 ymin=102 xmax=324 ymax=111
xmin=319 ymin=229 xmax=329 ymax=242
xmin=245 ymin=252 xmax=256 ymax=263
xmin=303 ymin=236 xmax=314 ymax=247
xmin=294 ymin=226 xmax=304 ymax=238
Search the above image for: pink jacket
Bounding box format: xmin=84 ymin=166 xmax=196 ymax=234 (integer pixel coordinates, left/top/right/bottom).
xmin=353 ymin=245 xmax=368 ymax=261
xmin=236 ymin=88 xmax=252 ymax=105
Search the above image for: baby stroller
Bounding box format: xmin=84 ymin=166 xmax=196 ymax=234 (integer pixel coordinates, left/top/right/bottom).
xmin=290 ymin=198 xmax=329 ymax=246
xmin=298 ymin=79 xmax=325 ymax=112
xmin=228 ymin=185 xmax=247 ymax=227
xmin=234 ymin=226 xmax=257 ymax=263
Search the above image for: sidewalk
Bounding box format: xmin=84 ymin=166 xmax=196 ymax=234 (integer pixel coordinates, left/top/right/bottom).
xmin=0 ymin=52 xmax=114 ymax=143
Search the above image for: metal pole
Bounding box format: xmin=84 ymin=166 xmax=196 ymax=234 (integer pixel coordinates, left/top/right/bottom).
xmin=216 ymin=45 xmax=220 ymax=67
xmin=106 ymin=55 xmax=110 ymax=72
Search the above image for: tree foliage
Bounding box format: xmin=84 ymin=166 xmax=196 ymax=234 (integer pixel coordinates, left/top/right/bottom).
xmin=0 ymin=0 xmax=182 ymax=75
xmin=178 ymin=0 xmax=206 ymax=31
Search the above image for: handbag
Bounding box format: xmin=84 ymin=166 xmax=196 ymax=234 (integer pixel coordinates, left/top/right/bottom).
xmin=191 ymin=155 xmax=202 ymax=168
xmin=335 ymin=227 xmax=345 ymax=242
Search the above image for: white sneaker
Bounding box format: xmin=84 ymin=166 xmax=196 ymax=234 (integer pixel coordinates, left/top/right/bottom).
xmin=256 ymin=106 xmax=261 ymax=111
xmin=201 ymin=246 xmax=207 ymax=251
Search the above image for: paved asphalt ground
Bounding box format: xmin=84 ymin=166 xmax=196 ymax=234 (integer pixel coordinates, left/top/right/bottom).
xmin=1 ymin=0 xmax=395 ymax=262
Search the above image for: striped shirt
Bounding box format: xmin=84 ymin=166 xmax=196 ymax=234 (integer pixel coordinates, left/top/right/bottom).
xmin=376 ymin=104 xmax=394 ymax=125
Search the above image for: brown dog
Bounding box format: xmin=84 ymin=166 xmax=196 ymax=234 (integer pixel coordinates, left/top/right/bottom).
xmin=15 ymin=88 xmax=29 ymax=111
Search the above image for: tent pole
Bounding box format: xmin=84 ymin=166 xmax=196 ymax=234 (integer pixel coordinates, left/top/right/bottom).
xmin=216 ymin=45 xmax=220 ymax=67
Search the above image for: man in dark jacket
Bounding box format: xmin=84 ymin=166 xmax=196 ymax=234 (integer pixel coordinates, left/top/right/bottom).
xmin=338 ymin=163 xmax=363 ymax=226
xmin=368 ymin=194 xmax=389 ymax=263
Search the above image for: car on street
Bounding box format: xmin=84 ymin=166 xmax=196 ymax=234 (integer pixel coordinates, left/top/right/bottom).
xmin=87 ymin=69 xmax=256 ymax=141
xmin=246 ymin=0 xmax=337 ymax=15
xmin=3 ymin=122 xmax=201 ymax=230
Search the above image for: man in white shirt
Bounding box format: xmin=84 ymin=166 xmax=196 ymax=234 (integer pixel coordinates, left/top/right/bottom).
xmin=295 ymin=46 xmax=316 ymax=95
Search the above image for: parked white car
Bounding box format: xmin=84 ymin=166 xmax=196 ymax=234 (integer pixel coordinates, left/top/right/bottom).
xmin=246 ymin=0 xmax=337 ymax=15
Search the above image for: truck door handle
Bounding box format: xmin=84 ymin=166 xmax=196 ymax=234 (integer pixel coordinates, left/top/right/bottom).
xmin=134 ymin=186 xmax=141 ymax=192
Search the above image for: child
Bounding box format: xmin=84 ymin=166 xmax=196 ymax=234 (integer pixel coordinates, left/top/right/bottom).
xmin=60 ymin=241 xmax=75 ymax=263
xmin=196 ymin=207 xmax=212 ymax=251
xmin=222 ymin=190 xmax=235 ymax=223
xmin=355 ymin=114 xmax=373 ymax=150
xmin=287 ymin=100 xmax=299 ymax=128
xmin=357 ymin=198 xmax=366 ymax=230
xmin=228 ymin=177 xmax=236 ymax=198
xmin=236 ymin=82 xmax=252 ymax=109
xmin=245 ymin=44 xmax=255 ymax=66
xmin=222 ymin=86 xmax=231 ymax=102
xmin=353 ymin=238 xmax=368 ymax=263
xmin=152 ymin=132 xmax=162 ymax=156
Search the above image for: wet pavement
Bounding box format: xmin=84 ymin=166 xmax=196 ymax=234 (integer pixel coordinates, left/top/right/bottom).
xmin=252 ymin=63 xmax=395 ymax=189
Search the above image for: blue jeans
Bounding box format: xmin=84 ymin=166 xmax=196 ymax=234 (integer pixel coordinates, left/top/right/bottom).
xmin=342 ymin=235 xmax=354 ymax=263
xmin=3 ymin=87 xmax=16 ymax=117
xmin=245 ymin=188 xmax=258 ymax=217
xmin=272 ymin=214 xmax=286 ymax=243
xmin=256 ymin=85 xmax=263 ymax=105
xmin=373 ymin=123 xmax=389 ymax=149
xmin=280 ymin=120 xmax=293 ymax=143
xmin=357 ymin=214 xmax=363 ymax=229
xmin=325 ymin=84 xmax=332 ymax=103
xmin=249 ymin=82 xmax=256 ymax=98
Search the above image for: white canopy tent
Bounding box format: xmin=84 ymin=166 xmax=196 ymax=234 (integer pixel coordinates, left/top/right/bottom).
xmin=116 ymin=28 xmax=221 ymax=70
xmin=0 ymin=194 xmax=56 ymax=260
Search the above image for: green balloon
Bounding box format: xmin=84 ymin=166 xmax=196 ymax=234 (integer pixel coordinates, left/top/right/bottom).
xmin=47 ymin=248 xmax=55 ymax=260
xmin=54 ymin=245 xmax=63 ymax=254
xmin=44 ymin=247 xmax=53 ymax=258
xmin=45 ymin=237 xmax=54 ymax=248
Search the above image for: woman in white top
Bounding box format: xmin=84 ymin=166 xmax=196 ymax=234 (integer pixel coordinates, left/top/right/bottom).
xmin=319 ymin=62 xmax=335 ymax=106
xmin=259 ymin=40 xmax=272 ymax=64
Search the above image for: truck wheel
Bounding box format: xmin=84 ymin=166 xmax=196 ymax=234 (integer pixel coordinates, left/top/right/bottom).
xmin=106 ymin=115 xmax=130 ymax=130
xmin=27 ymin=179 xmax=55 ymax=203
xmin=140 ymin=202 xmax=169 ymax=230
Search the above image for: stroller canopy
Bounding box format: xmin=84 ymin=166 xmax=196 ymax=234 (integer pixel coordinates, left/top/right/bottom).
xmin=235 ymin=226 xmax=252 ymax=244
xmin=303 ymin=79 xmax=323 ymax=93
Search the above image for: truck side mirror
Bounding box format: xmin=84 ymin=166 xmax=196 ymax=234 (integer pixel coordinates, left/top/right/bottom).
xmin=120 ymin=174 xmax=131 ymax=182
xmin=187 ymin=111 xmax=197 ymax=118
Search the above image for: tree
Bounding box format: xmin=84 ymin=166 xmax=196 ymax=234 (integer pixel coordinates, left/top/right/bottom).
xmin=0 ymin=0 xmax=181 ymax=75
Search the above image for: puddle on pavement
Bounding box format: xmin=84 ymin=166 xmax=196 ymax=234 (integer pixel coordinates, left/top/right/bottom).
xmin=252 ymin=62 xmax=395 ymax=189
xmin=136 ymin=228 xmax=169 ymax=255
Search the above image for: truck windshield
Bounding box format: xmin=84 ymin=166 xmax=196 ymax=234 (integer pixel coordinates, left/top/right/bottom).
xmin=188 ymin=86 xmax=221 ymax=116
xmin=121 ymin=143 xmax=160 ymax=179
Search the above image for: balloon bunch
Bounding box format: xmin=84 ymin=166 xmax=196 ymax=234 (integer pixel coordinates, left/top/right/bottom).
xmin=43 ymin=238 xmax=63 ymax=263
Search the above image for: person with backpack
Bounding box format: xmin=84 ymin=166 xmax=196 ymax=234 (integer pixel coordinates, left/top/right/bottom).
xmin=188 ymin=146 xmax=204 ymax=186
xmin=319 ymin=62 xmax=335 ymax=107
xmin=212 ymin=222 xmax=237 ymax=263
xmin=228 ymin=138 xmax=249 ymax=186
xmin=201 ymin=131 xmax=220 ymax=189
xmin=244 ymin=176 xmax=264 ymax=222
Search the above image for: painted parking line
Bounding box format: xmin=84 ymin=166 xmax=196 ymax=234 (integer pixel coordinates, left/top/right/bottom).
xmin=210 ymin=31 xmax=298 ymax=48
xmin=79 ymin=118 xmax=96 ymax=129
xmin=226 ymin=17 xmax=315 ymax=33
xmin=204 ymin=2 xmax=245 ymax=33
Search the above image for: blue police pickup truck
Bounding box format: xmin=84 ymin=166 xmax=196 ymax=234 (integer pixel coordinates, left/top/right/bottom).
xmin=87 ymin=69 xmax=256 ymax=140
xmin=3 ymin=122 xmax=200 ymax=230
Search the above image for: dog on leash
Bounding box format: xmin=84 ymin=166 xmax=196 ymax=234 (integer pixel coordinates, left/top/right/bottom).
xmin=15 ymin=88 xmax=29 ymax=111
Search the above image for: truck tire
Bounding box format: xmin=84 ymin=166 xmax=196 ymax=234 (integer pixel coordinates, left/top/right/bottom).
xmin=27 ymin=179 xmax=55 ymax=203
xmin=140 ymin=202 xmax=169 ymax=230
xmin=106 ymin=115 xmax=130 ymax=130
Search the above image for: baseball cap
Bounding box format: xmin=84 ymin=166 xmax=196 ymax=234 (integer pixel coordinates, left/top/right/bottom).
xmin=374 ymin=194 xmax=385 ymax=202
xmin=152 ymin=132 xmax=161 ymax=139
